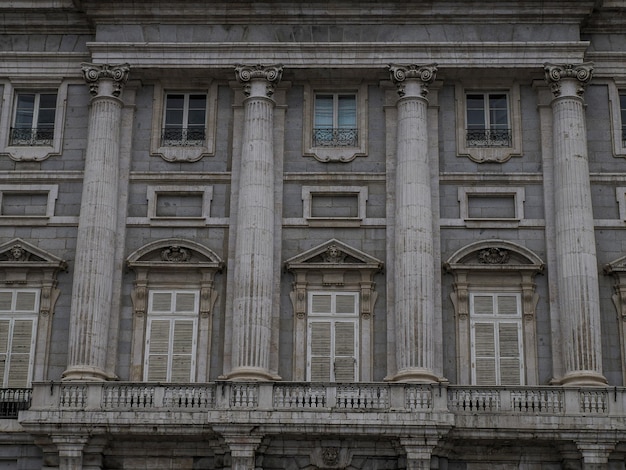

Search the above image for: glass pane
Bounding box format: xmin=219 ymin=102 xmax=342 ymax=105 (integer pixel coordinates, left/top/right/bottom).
xmin=187 ymin=109 xmax=206 ymax=126
xmin=314 ymin=95 xmax=333 ymax=128
xmin=37 ymin=109 xmax=56 ymax=128
xmin=188 ymin=95 xmax=206 ymax=109
xmin=466 ymin=109 xmax=485 ymax=129
xmin=166 ymin=94 xmax=184 ymax=109
xmin=337 ymin=95 xmax=356 ymax=128
xmin=15 ymin=94 xmax=35 ymax=128
xmin=165 ymin=109 xmax=184 ymax=127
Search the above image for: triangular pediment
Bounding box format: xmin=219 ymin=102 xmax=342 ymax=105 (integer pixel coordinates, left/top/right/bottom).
xmin=605 ymin=254 xmax=626 ymax=274
xmin=0 ymin=238 xmax=67 ymax=269
xmin=285 ymin=239 xmax=383 ymax=270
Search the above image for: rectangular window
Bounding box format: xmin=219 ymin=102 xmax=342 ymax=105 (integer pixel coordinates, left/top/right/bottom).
xmin=162 ymin=93 xmax=207 ymax=146
xmin=0 ymin=289 xmax=39 ymax=388
xmin=466 ymin=92 xmax=511 ymax=147
xmin=11 ymin=92 xmax=56 ymax=146
xmin=144 ymin=290 xmax=198 ymax=382
xmin=467 ymin=194 xmax=516 ymax=219
xmin=146 ymin=185 xmax=213 ymax=223
xmin=302 ymin=186 xmax=368 ymax=222
xmin=0 ymin=185 xmax=58 ymax=219
xmin=313 ymin=93 xmax=357 ymax=147
xmin=470 ymin=293 xmax=523 ymax=386
xmin=307 ymin=292 xmax=359 ymax=382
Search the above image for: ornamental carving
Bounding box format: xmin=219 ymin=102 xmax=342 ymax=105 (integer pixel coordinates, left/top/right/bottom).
xmin=478 ymin=248 xmax=510 ymax=265
xmin=235 ymin=64 xmax=283 ymax=97
xmin=388 ymin=63 xmax=438 ymax=97
xmin=543 ymin=63 xmax=593 ymax=98
xmin=82 ymin=63 xmax=130 ymax=97
xmin=4 ymin=244 xmax=30 ymax=262
xmin=322 ymin=244 xmax=347 ymax=264
xmin=160 ymin=245 xmax=191 ymax=262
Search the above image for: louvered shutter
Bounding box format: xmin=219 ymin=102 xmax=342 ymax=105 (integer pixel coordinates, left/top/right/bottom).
xmin=15 ymin=291 xmax=37 ymax=312
xmin=175 ymin=292 xmax=196 ymax=313
xmin=334 ymin=321 xmax=357 ymax=382
xmin=473 ymin=295 xmax=494 ymax=315
xmin=497 ymin=295 xmax=518 ymax=315
xmin=0 ymin=319 xmax=9 ymax=386
xmin=498 ymin=322 xmax=522 ymax=385
xmin=309 ymin=321 xmax=332 ymax=381
xmin=151 ymin=292 xmax=173 ymax=312
xmin=311 ymin=294 xmax=332 ymax=314
xmin=146 ymin=319 xmax=170 ymax=381
xmin=6 ymin=319 xmax=35 ymax=387
xmin=473 ymin=322 xmax=497 ymax=385
xmin=335 ymin=294 xmax=357 ymax=314
xmin=170 ymin=320 xmax=195 ymax=382
xmin=0 ymin=292 xmax=12 ymax=311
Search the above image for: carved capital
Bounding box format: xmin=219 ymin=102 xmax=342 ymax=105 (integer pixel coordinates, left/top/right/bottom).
xmin=82 ymin=63 xmax=130 ymax=98
xmin=388 ymin=63 xmax=437 ymax=97
xmin=235 ymin=64 xmax=283 ymax=97
xmin=543 ymin=62 xmax=593 ymax=98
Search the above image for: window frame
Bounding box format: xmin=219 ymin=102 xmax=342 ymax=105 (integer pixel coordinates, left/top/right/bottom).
xmin=608 ymin=80 xmax=626 ymax=158
xmin=150 ymin=82 xmax=218 ymax=162
xmin=146 ymin=185 xmax=213 ymax=224
xmin=458 ymin=186 xmax=525 ymax=228
xmin=302 ymin=185 xmax=368 ymax=224
xmin=161 ymin=93 xmax=208 ymax=147
xmin=302 ymin=83 xmax=368 ymax=163
xmin=0 ymin=184 xmax=58 ymax=220
xmin=11 ymin=92 xmax=57 ymax=146
xmin=455 ymin=82 xmax=522 ymax=163
xmin=0 ymin=80 xmax=68 ymax=162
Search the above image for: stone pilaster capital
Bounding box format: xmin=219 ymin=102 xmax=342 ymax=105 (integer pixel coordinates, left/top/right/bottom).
xmin=235 ymin=63 xmax=283 ymax=97
xmin=543 ymin=62 xmax=593 ymax=98
xmin=388 ymin=63 xmax=438 ymax=97
xmin=82 ymin=63 xmax=130 ymax=98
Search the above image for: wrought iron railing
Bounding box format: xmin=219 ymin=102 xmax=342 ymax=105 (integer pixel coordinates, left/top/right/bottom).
xmin=313 ymin=128 xmax=358 ymax=147
xmin=9 ymin=128 xmax=54 ymax=146
xmin=0 ymin=388 xmax=32 ymax=418
xmin=161 ymin=127 xmax=206 ymax=146
xmin=622 ymin=127 xmax=626 ymax=147
xmin=466 ymin=128 xmax=512 ymax=147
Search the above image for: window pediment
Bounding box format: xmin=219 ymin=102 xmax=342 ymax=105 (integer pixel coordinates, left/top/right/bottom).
xmin=0 ymin=238 xmax=67 ymax=286
xmin=444 ymin=240 xmax=544 ymax=273
xmin=284 ymin=238 xmax=383 ymax=272
xmin=127 ymin=238 xmax=224 ymax=270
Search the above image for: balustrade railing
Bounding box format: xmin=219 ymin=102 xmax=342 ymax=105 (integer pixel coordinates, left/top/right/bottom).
xmin=466 ymin=128 xmax=512 ymax=147
xmin=161 ymin=127 xmax=206 ymax=146
xmin=9 ymin=127 xmax=54 ymax=146
xmin=0 ymin=388 xmax=32 ymax=418
xmin=313 ymin=128 xmax=358 ymax=147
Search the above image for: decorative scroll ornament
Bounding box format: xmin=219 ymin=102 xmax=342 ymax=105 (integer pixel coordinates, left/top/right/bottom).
xmin=234 ymin=64 xmax=283 ymax=97
xmin=322 ymin=244 xmax=347 ymax=264
xmin=160 ymin=246 xmax=191 ymax=262
xmin=478 ymin=247 xmax=510 ymax=265
xmin=543 ymin=62 xmax=593 ymax=98
xmin=388 ymin=63 xmax=438 ymax=97
xmin=81 ymin=63 xmax=130 ymax=97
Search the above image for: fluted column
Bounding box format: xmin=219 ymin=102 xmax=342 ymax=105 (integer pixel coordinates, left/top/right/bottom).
xmin=228 ymin=64 xmax=283 ymax=380
xmin=388 ymin=64 xmax=439 ymax=383
xmin=544 ymin=63 xmax=606 ymax=386
xmin=63 ymin=63 xmax=129 ymax=381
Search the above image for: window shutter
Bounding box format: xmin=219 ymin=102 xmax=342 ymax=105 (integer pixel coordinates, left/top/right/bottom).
xmin=334 ymin=321 xmax=356 ymax=382
xmin=151 ymin=292 xmax=172 ymax=313
xmin=498 ymin=322 xmax=522 ymax=385
xmin=473 ymin=295 xmax=494 ymax=315
xmin=6 ymin=319 xmax=34 ymax=387
xmin=15 ymin=291 xmax=37 ymax=312
xmin=146 ymin=319 xmax=170 ymax=381
xmin=170 ymin=320 xmax=195 ymax=382
xmin=497 ymin=295 xmax=518 ymax=315
xmin=174 ymin=292 xmax=196 ymax=313
xmin=335 ymin=294 xmax=357 ymax=315
xmin=311 ymin=294 xmax=332 ymax=315
xmin=0 ymin=319 xmax=9 ymax=385
xmin=309 ymin=321 xmax=332 ymax=381
xmin=0 ymin=292 xmax=12 ymax=311
xmin=473 ymin=322 xmax=497 ymax=385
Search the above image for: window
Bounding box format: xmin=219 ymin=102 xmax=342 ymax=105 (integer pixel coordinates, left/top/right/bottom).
xmin=10 ymin=93 xmax=56 ymax=146
xmin=302 ymin=84 xmax=368 ymax=163
xmin=307 ymin=292 xmax=359 ymax=382
xmin=455 ymin=83 xmax=522 ymax=163
xmin=0 ymin=290 xmax=38 ymax=388
xmin=458 ymin=187 xmax=525 ymax=227
xmin=302 ymin=186 xmax=368 ymax=224
xmin=470 ymin=293 xmax=523 ymax=386
xmin=146 ymin=185 xmax=213 ymax=223
xmin=0 ymin=185 xmax=58 ymax=219
xmin=144 ymin=290 xmax=198 ymax=382
xmin=313 ymin=93 xmax=357 ymax=147
xmin=162 ymin=93 xmax=207 ymax=146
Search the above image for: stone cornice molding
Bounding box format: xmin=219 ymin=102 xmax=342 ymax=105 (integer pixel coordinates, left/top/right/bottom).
xmin=388 ymin=63 xmax=437 ymax=97
xmin=81 ymin=62 xmax=130 ymax=98
xmin=544 ymin=62 xmax=594 ymax=98
xmin=234 ymin=64 xmax=283 ymax=98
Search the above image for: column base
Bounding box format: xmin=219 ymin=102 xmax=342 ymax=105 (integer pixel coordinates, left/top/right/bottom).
xmin=225 ymin=367 xmax=281 ymax=381
xmin=385 ymin=368 xmax=441 ymax=384
xmin=61 ymin=365 xmax=113 ymax=382
xmin=559 ymin=370 xmax=608 ymax=387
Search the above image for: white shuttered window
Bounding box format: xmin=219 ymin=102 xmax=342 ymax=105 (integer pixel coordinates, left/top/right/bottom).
xmin=144 ymin=290 xmax=198 ymax=382
xmin=470 ymin=293 xmax=524 ymax=386
xmin=307 ymin=292 xmax=359 ymax=382
xmin=0 ymin=289 xmax=38 ymax=388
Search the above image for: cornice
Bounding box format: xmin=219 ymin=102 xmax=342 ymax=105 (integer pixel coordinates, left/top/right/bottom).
xmin=87 ymin=41 xmax=590 ymax=69
xmin=0 ymin=4 xmax=92 ymax=34
xmin=0 ymin=52 xmax=90 ymax=78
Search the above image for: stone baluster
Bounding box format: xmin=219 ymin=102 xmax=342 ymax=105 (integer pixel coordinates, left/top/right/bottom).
xmin=228 ymin=64 xmax=283 ymax=380
xmin=388 ymin=64 xmax=439 ymax=382
xmin=544 ymin=63 xmax=606 ymax=386
xmin=62 ymin=63 xmax=129 ymax=381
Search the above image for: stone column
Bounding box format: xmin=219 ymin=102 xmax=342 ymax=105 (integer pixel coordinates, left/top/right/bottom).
xmin=228 ymin=64 xmax=282 ymax=380
xmin=388 ymin=64 xmax=439 ymax=383
xmin=63 ymin=63 xmax=129 ymax=381
xmin=544 ymin=63 xmax=606 ymax=386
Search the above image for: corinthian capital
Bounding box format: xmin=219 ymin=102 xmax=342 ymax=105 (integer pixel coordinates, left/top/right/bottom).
xmin=235 ymin=64 xmax=283 ymax=97
xmin=543 ymin=62 xmax=593 ymax=98
xmin=388 ymin=63 xmax=438 ymax=97
xmin=82 ymin=63 xmax=130 ymax=98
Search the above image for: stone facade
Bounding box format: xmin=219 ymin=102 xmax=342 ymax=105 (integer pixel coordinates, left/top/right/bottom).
xmin=0 ymin=1 xmax=626 ymax=468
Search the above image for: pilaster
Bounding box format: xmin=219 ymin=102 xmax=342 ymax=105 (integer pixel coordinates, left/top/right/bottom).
xmin=51 ymin=435 xmax=89 ymax=470
xmin=217 ymin=427 xmax=263 ymax=470
xmin=543 ymin=63 xmax=607 ymax=386
xmin=63 ymin=63 xmax=129 ymax=381
xmin=400 ymin=436 xmax=438 ymax=470
xmin=577 ymin=440 xmax=616 ymax=470
xmin=227 ymin=64 xmax=283 ymax=381
xmin=387 ymin=64 xmax=439 ymax=383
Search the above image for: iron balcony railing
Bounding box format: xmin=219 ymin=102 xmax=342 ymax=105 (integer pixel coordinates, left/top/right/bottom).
xmin=0 ymin=388 xmax=32 ymax=418
xmin=466 ymin=128 xmax=512 ymax=147
xmin=313 ymin=128 xmax=358 ymax=147
xmin=161 ymin=127 xmax=206 ymax=146
xmin=9 ymin=128 xmax=54 ymax=146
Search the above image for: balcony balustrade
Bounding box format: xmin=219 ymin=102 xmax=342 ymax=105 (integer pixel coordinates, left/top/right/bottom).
xmin=0 ymin=388 xmax=31 ymax=418
xmin=466 ymin=128 xmax=512 ymax=147
xmin=313 ymin=128 xmax=358 ymax=147
xmin=9 ymin=127 xmax=54 ymax=146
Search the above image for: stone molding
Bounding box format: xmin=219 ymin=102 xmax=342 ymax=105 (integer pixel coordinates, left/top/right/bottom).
xmin=388 ymin=63 xmax=438 ymax=97
xmin=544 ymin=62 xmax=594 ymax=98
xmin=81 ymin=62 xmax=130 ymax=98
xmin=234 ymin=63 xmax=283 ymax=97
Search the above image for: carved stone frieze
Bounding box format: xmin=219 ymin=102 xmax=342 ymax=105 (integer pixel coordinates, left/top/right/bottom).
xmin=544 ymin=62 xmax=593 ymax=98
xmin=81 ymin=63 xmax=130 ymax=97
xmin=478 ymin=247 xmax=510 ymax=265
xmin=234 ymin=64 xmax=283 ymax=97
xmin=388 ymin=63 xmax=438 ymax=97
xmin=160 ymin=246 xmax=191 ymax=262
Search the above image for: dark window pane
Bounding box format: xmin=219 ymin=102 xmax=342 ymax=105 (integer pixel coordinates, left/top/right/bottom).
xmin=165 ymin=110 xmax=184 ymax=127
